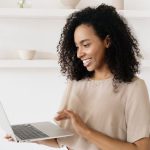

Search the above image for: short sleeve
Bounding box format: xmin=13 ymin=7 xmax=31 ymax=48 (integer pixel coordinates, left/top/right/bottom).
xmin=125 ymin=79 xmax=150 ymax=143
xmin=55 ymin=80 xmax=73 ymax=148
xmin=57 ymin=79 xmax=73 ymax=112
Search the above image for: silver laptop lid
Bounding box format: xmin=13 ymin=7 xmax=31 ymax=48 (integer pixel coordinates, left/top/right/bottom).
xmin=0 ymin=101 xmax=17 ymax=141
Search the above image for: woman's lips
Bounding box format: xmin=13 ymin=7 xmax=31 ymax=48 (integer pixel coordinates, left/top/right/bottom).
xmin=82 ymin=58 xmax=92 ymax=67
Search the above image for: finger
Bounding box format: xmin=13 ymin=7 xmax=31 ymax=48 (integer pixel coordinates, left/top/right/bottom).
xmin=4 ymin=134 xmax=12 ymax=139
xmin=55 ymin=112 xmax=66 ymax=118
xmin=55 ymin=114 xmax=69 ymax=121
xmin=64 ymin=109 xmax=74 ymax=116
xmin=56 ymin=110 xmax=69 ymax=118
xmin=57 ymin=109 xmax=65 ymax=114
xmin=56 ymin=116 xmax=68 ymax=120
xmin=64 ymin=110 xmax=75 ymax=119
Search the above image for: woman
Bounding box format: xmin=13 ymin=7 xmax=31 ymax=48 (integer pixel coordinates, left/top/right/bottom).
xmin=6 ymin=4 xmax=150 ymax=150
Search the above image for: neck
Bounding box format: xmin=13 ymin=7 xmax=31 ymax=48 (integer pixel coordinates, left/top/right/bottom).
xmin=92 ymin=64 xmax=112 ymax=80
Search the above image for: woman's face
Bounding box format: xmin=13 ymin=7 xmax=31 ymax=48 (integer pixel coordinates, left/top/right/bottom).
xmin=74 ymin=24 xmax=109 ymax=72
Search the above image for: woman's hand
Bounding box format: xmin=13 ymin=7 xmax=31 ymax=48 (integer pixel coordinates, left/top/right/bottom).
xmin=4 ymin=134 xmax=59 ymax=148
xmin=4 ymin=134 xmax=14 ymax=141
xmin=55 ymin=109 xmax=90 ymax=137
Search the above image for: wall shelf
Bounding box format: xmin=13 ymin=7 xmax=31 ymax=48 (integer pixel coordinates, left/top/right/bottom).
xmin=0 ymin=8 xmax=78 ymax=19
xmin=0 ymin=8 xmax=149 ymax=68
xmin=0 ymin=8 xmax=150 ymax=19
xmin=0 ymin=59 xmax=149 ymax=68
xmin=0 ymin=59 xmax=59 ymax=68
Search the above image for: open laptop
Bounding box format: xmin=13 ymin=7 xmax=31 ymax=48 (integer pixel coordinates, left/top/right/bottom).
xmin=0 ymin=101 xmax=73 ymax=142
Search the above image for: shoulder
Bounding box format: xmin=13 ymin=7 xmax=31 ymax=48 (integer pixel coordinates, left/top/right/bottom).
xmin=125 ymin=76 xmax=149 ymax=101
xmin=116 ymin=76 xmax=148 ymax=100
xmin=125 ymin=76 xmax=146 ymax=90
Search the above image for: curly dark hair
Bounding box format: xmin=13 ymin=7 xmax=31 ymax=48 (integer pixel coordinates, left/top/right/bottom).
xmin=57 ymin=4 xmax=142 ymax=85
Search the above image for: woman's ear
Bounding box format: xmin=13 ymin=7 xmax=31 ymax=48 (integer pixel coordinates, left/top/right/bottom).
xmin=104 ymin=35 xmax=111 ymax=48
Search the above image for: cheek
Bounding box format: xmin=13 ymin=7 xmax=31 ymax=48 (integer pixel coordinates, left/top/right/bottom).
xmin=93 ymin=48 xmax=105 ymax=62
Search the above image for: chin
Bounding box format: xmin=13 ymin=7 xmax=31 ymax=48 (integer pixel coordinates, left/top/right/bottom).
xmin=86 ymin=66 xmax=95 ymax=72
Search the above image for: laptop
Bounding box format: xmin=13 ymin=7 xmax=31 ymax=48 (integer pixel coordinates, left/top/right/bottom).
xmin=0 ymin=101 xmax=73 ymax=142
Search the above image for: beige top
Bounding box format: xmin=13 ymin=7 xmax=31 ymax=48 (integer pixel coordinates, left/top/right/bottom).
xmin=56 ymin=76 xmax=150 ymax=150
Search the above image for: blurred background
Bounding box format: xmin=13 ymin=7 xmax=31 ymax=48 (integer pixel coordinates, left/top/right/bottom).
xmin=0 ymin=0 xmax=150 ymax=150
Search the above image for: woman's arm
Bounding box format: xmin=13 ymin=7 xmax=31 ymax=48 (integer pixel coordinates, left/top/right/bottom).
xmin=34 ymin=138 xmax=59 ymax=148
xmin=5 ymin=135 xmax=60 ymax=148
xmin=55 ymin=109 xmax=150 ymax=150
xmin=83 ymin=127 xmax=150 ymax=150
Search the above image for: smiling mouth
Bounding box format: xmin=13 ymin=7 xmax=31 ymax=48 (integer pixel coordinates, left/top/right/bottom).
xmin=82 ymin=58 xmax=92 ymax=67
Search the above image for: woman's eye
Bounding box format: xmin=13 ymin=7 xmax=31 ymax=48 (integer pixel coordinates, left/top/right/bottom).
xmin=83 ymin=44 xmax=90 ymax=48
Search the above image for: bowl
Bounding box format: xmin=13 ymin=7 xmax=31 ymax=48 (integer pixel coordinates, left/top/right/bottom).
xmin=18 ymin=50 xmax=36 ymax=60
xmin=60 ymin=0 xmax=80 ymax=9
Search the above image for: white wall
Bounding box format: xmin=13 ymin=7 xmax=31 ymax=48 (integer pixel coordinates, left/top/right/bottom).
xmin=0 ymin=0 xmax=63 ymax=8
xmin=0 ymin=1 xmax=150 ymax=150
xmin=1 ymin=0 xmax=150 ymax=9
xmin=0 ymin=68 xmax=66 ymax=124
xmin=0 ymin=0 xmax=149 ymax=127
xmin=124 ymin=0 xmax=150 ymax=10
xmin=0 ymin=18 xmax=65 ymax=59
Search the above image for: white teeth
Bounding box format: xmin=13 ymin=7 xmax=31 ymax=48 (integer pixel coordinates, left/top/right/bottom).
xmin=83 ymin=59 xmax=91 ymax=66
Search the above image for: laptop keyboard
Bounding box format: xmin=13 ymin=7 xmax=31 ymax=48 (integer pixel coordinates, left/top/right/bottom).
xmin=12 ymin=124 xmax=49 ymax=140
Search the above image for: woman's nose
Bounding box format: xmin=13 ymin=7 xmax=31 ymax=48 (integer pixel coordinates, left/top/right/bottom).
xmin=77 ymin=48 xmax=84 ymax=59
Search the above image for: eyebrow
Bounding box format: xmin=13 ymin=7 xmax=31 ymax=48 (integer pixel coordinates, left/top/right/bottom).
xmin=75 ymin=39 xmax=90 ymax=46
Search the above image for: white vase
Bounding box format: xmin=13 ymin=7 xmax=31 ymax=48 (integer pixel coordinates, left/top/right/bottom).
xmin=17 ymin=0 xmax=32 ymax=8
xmin=60 ymin=0 xmax=81 ymax=9
xmin=112 ymin=0 xmax=124 ymax=10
